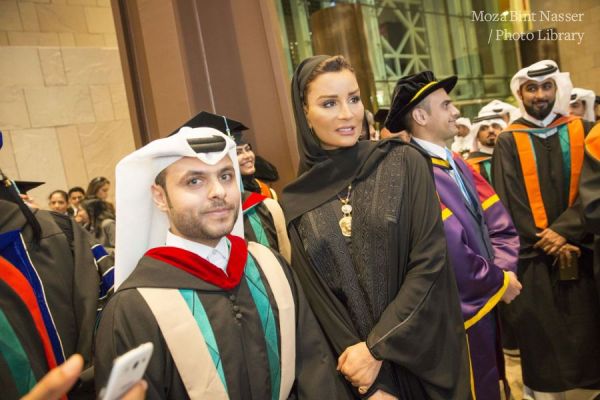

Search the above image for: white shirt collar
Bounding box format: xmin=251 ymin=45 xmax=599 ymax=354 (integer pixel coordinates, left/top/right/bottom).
xmin=522 ymin=111 xmax=556 ymax=128
xmin=478 ymin=145 xmax=494 ymax=155
xmin=165 ymin=231 xmax=230 ymax=273
xmin=412 ymin=137 xmax=448 ymax=160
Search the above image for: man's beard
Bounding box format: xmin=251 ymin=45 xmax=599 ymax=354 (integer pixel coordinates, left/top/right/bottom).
xmin=171 ymin=201 xmax=238 ymax=243
xmin=484 ymin=135 xmax=496 ymax=147
xmin=524 ymin=99 xmax=555 ymax=120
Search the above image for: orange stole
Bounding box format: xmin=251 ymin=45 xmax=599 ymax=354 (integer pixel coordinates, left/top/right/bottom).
xmin=510 ymin=116 xmax=584 ymax=229
xmin=585 ymin=124 xmax=600 ymax=161
xmin=257 ymin=179 xmax=274 ymax=199
xmin=466 ymin=157 xmax=489 ymax=175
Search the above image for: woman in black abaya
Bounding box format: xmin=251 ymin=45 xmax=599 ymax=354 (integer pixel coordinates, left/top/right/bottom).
xmin=281 ymin=55 xmax=471 ymax=400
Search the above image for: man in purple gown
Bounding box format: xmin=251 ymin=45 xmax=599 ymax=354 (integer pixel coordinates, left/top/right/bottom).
xmin=385 ymin=71 xmax=522 ymax=400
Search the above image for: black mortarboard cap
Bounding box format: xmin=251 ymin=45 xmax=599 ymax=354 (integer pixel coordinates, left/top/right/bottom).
xmin=14 ymin=180 xmax=45 ymax=193
xmin=169 ymin=111 xmax=248 ymax=145
xmin=374 ymin=108 xmax=389 ymax=124
xmin=385 ymin=71 xmax=457 ymax=132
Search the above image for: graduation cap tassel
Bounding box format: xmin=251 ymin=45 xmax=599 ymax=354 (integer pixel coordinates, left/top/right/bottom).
xmin=222 ymin=115 xmax=231 ymax=137
xmin=0 ymin=169 xmax=42 ymax=244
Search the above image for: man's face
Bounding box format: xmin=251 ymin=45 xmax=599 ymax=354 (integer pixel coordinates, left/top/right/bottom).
xmin=477 ymin=123 xmax=501 ymax=147
xmin=569 ymin=100 xmax=586 ymax=117
xmin=69 ymin=190 xmax=84 ymax=207
xmin=456 ymin=124 xmax=470 ymax=137
xmin=421 ymin=89 xmax=460 ymax=141
xmin=519 ymin=78 xmax=556 ymax=120
xmin=236 ymin=144 xmax=256 ymax=176
xmin=152 ymin=156 xmax=240 ymax=246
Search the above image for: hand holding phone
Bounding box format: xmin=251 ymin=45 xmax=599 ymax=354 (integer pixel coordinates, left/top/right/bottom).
xmin=99 ymin=342 xmax=153 ymax=400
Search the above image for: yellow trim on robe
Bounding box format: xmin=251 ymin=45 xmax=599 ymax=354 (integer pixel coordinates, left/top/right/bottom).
xmin=464 ymin=271 xmax=510 ymax=330
xmin=411 ymin=81 xmax=438 ymax=102
xmin=441 ymin=208 xmax=453 ymax=221
xmin=465 ymin=335 xmax=477 ymax=400
xmin=481 ymin=194 xmax=499 ymax=211
xmin=431 ymin=158 xmax=450 ymax=169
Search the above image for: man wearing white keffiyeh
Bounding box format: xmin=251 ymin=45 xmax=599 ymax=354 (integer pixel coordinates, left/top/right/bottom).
xmin=94 ymin=127 xmax=338 ymax=400
xmin=492 ymin=60 xmax=600 ymax=399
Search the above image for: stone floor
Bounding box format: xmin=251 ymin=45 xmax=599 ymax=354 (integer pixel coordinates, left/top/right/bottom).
xmin=505 ymin=353 xmax=600 ymax=399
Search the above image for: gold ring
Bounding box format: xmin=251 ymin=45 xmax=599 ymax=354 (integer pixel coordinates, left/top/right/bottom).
xmin=358 ymin=386 xmax=368 ymax=394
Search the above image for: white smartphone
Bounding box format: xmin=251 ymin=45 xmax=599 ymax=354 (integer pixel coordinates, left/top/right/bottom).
xmin=99 ymin=342 xmax=154 ymax=400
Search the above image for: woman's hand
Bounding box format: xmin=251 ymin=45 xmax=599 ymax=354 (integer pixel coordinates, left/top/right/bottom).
xmin=337 ymin=342 xmax=382 ymax=390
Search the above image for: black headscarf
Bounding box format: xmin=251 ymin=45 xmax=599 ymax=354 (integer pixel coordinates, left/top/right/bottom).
xmin=281 ymin=55 xmax=410 ymax=223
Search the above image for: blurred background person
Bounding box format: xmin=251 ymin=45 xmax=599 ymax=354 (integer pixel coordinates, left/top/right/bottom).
xmin=569 ymin=87 xmax=596 ymax=123
xmin=67 ymin=186 xmax=85 ymax=216
xmin=466 ymin=112 xmax=506 ymax=184
xmin=479 ymin=99 xmax=520 ymax=124
xmin=450 ymin=117 xmax=474 ymax=158
xmin=47 ymin=190 xmax=68 ymax=215
xmin=80 ymin=198 xmax=116 ymax=253
xmin=86 ymin=176 xmax=110 ymax=201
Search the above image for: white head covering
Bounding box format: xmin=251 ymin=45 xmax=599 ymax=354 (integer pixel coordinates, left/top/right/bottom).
xmin=450 ymin=118 xmax=475 ymax=154
xmin=455 ymin=117 xmax=472 ymax=131
xmin=510 ymin=60 xmax=573 ymax=121
xmin=570 ymin=87 xmax=596 ymax=122
xmin=114 ymin=127 xmax=244 ymax=288
xmin=480 ymin=99 xmax=520 ymax=123
xmin=470 ymin=111 xmax=507 ymax=152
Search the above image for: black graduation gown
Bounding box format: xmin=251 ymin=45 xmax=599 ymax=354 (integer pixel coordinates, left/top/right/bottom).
xmin=288 ymin=145 xmax=471 ymax=399
xmin=0 ymin=278 xmax=49 ymax=399
xmin=0 ymin=200 xmax=113 ymax=399
xmin=242 ymin=191 xmax=280 ymax=252
xmin=579 ymin=126 xmax=600 ymax=298
xmin=466 ymin=151 xmax=493 ymax=184
xmin=491 ymin=118 xmax=600 ymax=391
xmin=94 ymin=248 xmax=338 ymax=400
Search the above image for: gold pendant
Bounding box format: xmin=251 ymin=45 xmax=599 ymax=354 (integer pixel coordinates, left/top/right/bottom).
xmin=339 ymin=215 xmax=352 ymax=237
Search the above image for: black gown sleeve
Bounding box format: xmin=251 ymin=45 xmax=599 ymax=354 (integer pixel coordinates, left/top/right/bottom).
xmin=94 ymin=289 xmax=186 ymax=400
xmin=365 ymin=148 xmax=471 ymax=400
xmin=579 ymin=129 xmax=600 ymax=234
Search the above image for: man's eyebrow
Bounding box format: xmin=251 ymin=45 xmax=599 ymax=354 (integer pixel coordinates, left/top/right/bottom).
xmin=218 ymin=166 xmax=235 ymax=174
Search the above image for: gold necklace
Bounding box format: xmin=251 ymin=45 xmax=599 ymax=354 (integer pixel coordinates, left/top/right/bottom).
xmin=337 ymin=184 xmax=352 ymax=237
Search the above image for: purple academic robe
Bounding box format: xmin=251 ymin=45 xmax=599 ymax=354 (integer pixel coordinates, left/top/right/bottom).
xmin=433 ymin=153 xmax=520 ymax=400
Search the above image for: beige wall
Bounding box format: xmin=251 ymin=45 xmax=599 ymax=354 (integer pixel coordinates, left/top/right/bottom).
xmin=530 ymin=0 xmax=600 ymax=93
xmin=0 ymin=0 xmax=135 ymax=207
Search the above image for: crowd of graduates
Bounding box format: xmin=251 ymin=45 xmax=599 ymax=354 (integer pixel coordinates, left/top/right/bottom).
xmin=1 ymin=55 xmax=600 ymax=400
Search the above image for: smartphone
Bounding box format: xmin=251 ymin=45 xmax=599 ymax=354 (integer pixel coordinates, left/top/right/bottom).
xmin=99 ymin=342 xmax=153 ymax=400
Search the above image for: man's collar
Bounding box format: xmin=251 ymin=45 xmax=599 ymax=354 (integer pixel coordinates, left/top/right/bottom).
xmin=412 ymin=137 xmax=448 ymax=160
xmin=478 ymin=145 xmax=494 ymax=155
xmin=165 ymin=231 xmax=229 ymax=264
xmin=522 ymin=111 xmax=556 ymax=128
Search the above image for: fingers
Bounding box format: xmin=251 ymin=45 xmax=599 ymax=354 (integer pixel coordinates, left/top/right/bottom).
xmin=121 ymin=380 xmax=148 ymax=400
xmin=534 ymin=236 xmax=549 ymax=249
xmin=563 ymin=248 xmax=573 ymax=267
xmin=22 ymin=354 xmax=83 ymax=400
xmin=535 ymin=228 xmax=548 ymax=237
xmin=337 ymin=350 xmax=348 ymax=371
xmin=547 ymin=244 xmax=561 ymax=256
xmin=515 ymin=279 xmax=523 ymax=290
